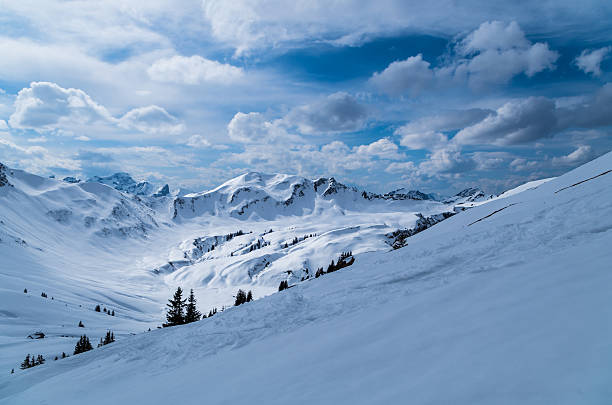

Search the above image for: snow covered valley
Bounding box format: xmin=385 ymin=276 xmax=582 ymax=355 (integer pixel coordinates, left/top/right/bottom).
xmin=1 ymin=153 xmax=611 ymax=404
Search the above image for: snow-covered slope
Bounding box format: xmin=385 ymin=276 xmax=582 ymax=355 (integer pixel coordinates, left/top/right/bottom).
xmin=1 ymin=152 xmax=610 ymax=404
xmin=0 ymin=165 xmax=451 ymax=375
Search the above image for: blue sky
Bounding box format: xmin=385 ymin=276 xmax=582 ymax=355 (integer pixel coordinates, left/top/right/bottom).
xmin=0 ymin=1 xmax=611 ymax=194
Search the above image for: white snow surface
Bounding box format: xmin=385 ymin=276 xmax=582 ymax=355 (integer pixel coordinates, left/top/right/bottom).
xmin=1 ymin=154 xmax=611 ymax=404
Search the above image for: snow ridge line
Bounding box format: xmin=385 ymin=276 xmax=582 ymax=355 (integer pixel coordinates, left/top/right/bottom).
xmin=554 ymin=169 xmax=612 ymax=194
xmin=467 ymin=203 xmax=518 ymax=227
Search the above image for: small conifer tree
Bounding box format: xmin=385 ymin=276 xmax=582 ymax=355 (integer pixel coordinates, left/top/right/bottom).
xmin=164 ymin=287 xmax=186 ymax=327
xmin=246 ymin=290 xmax=253 ymax=302
xmin=74 ymin=335 xmax=93 ymax=355
xmin=184 ymin=289 xmax=201 ymax=323
xmin=20 ymin=354 xmax=31 ymax=370
xmin=95 ymin=305 xmax=101 ymax=312
xmin=234 ymin=289 xmax=247 ymax=306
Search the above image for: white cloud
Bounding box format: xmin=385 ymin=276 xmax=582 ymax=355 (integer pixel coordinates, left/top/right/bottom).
xmin=575 ymin=46 xmax=611 ymax=77
xmin=354 ymin=138 xmax=403 ymax=160
xmin=9 ymin=82 xmax=112 ymax=130
xmin=148 ymin=55 xmax=244 ymax=85
xmin=0 ymin=120 xmax=8 ymax=130
xmin=371 ymin=21 xmax=559 ymax=94
xmin=202 ymin=1 xmax=610 ymax=55
xmin=285 ymin=92 xmax=368 ymax=134
xmin=417 ymin=145 xmax=476 ymax=176
xmin=397 ymin=131 xmax=448 ymax=151
xmin=385 ymin=161 xmax=416 ymax=174
xmin=458 ymin=21 xmax=529 ymax=54
xmin=186 ymin=134 xmax=212 ymax=148
xmin=119 ymin=105 xmax=184 ymax=135
xmin=552 ymin=145 xmax=594 ymax=165
xmin=8 ymin=82 xmax=183 ymax=137
xmin=369 ymin=54 xmax=433 ymax=95
xmin=227 ymin=112 xmax=283 ymax=143
xmin=453 ymin=97 xmax=558 ymax=146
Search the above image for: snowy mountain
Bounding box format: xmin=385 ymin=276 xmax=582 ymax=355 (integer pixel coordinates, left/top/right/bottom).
xmin=1 ymin=154 xmax=611 ymax=404
xmin=86 ymin=172 xmax=157 ymax=196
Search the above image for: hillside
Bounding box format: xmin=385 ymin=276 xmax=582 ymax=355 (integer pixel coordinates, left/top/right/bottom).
xmin=0 ymin=165 xmax=463 ymax=374
xmin=1 ymin=152 xmax=610 ymax=404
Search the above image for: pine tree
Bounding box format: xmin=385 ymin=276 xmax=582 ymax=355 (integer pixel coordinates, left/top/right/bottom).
xmin=36 ymin=355 xmax=45 ymax=365
xmin=20 ymin=354 xmax=31 ymax=370
xmin=246 ymin=290 xmax=253 ymax=302
xmin=95 ymin=304 xmax=101 ymax=312
xmin=184 ymin=289 xmax=201 ymax=323
xmin=278 ymin=280 xmax=289 ymax=291
xmin=234 ymin=289 xmax=247 ymax=306
xmin=101 ymin=330 xmax=115 ymax=345
xmin=111 ymin=310 xmax=115 ymax=316
xmin=11 ymin=368 xmax=14 ymax=374
xmin=74 ymin=335 xmax=93 ymax=355
xmin=164 ymin=287 xmax=186 ymax=327
xmin=315 ymin=267 xmax=325 ymax=278
xmin=23 ymin=288 xmax=27 ymax=293
xmin=78 ymin=320 xmax=84 ymax=327
xmin=61 ymin=352 xmax=67 ymax=359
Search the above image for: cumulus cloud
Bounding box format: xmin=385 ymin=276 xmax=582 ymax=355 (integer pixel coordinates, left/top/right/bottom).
xmin=354 ymin=138 xmax=403 ymax=160
xmin=397 ymin=131 xmax=448 ymax=150
xmin=285 ymin=92 xmax=368 ymax=134
xmin=371 ymin=21 xmax=559 ymax=94
xmin=397 ymin=109 xmax=492 ymax=134
xmin=9 ymin=81 xmax=112 ymax=130
xmin=552 ymin=145 xmax=594 ymax=165
xmin=148 ymin=55 xmax=244 ymax=85
xmin=575 ymin=46 xmax=611 ymax=76
xmin=450 ymin=84 xmax=612 ymax=146
xmin=184 ymin=134 xmax=229 ymax=150
xmin=417 ymin=145 xmax=476 ymax=176
xmin=227 ymin=112 xmax=300 ymax=145
xmin=119 ymin=105 xmax=184 ymax=135
xmin=8 ymin=82 xmax=183 ymax=137
xmin=453 ymin=97 xmax=558 ymax=146
xmin=186 ymin=134 xmax=211 ymax=148
xmin=369 ymin=54 xmax=433 ymax=95
xmin=385 ymin=161 xmax=416 ymax=174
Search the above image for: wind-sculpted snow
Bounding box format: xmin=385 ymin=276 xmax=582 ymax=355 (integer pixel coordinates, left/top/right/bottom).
xmin=2 ymin=152 xmax=612 ymax=404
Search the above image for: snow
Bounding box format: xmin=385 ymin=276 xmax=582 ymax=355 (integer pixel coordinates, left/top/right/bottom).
xmin=1 ymin=153 xmax=611 ymax=403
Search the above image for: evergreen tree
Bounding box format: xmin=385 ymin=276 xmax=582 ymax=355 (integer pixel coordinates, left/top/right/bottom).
xmin=23 ymin=288 xmax=27 ymax=293
xmin=164 ymin=287 xmax=186 ymax=327
xmin=234 ymin=289 xmax=247 ymax=306
xmin=74 ymin=335 xmax=93 ymax=355
xmin=246 ymin=290 xmax=253 ymax=302
xmin=315 ymin=267 xmax=325 ymax=278
xmin=78 ymin=320 xmax=84 ymax=327
xmin=20 ymin=354 xmax=31 ymax=370
xmin=101 ymin=330 xmax=115 ymax=345
xmin=184 ymin=289 xmax=201 ymax=323
xmin=11 ymin=368 xmax=14 ymax=374
xmin=36 ymin=355 xmax=45 ymax=365
xmin=95 ymin=304 xmax=101 ymax=312
xmin=278 ymin=280 xmax=289 ymax=291
xmin=61 ymin=352 xmax=67 ymax=359
xmin=111 ymin=310 xmax=115 ymax=316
